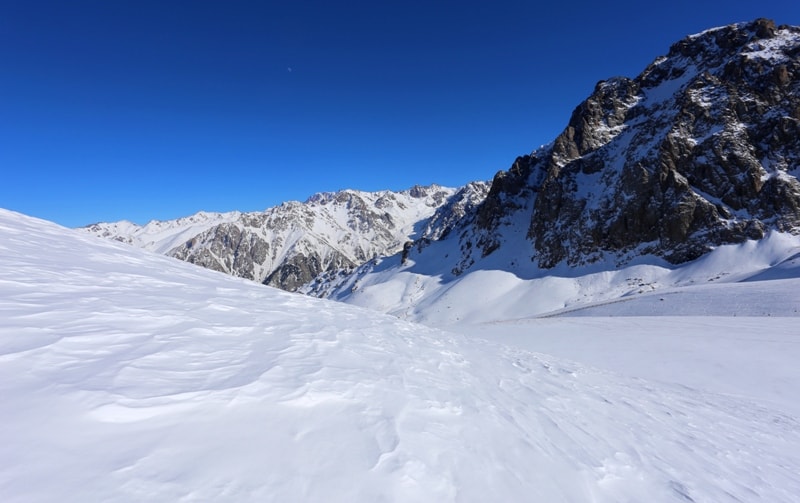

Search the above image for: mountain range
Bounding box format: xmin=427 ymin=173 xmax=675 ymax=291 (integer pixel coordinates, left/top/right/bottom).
xmin=461 ymin=17 xmax=800 ymax=271
xmin=82 ymin=19 xmax=800 ymax=316
xmin=82 ymin=183 xmax=489 ymax=292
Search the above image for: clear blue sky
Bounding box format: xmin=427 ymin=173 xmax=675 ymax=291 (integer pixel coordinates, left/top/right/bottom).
xmin=2 ymin=0 xmax=798 ymax=227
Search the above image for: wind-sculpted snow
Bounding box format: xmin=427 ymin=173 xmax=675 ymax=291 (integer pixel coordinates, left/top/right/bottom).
xmin=2 ymin=208 xmax=799 ymax=501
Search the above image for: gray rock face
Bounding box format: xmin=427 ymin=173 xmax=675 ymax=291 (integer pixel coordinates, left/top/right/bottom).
xmin=264 ymin=250 xmax=354 ymax=292
xmin=171 ymin=223 xmax=271 ymax=282
xmin=467 ymin=19 xmax=800 ymax=269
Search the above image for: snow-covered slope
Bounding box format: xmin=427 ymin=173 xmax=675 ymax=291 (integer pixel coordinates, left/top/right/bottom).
xmin=328 ymin=227 xmax=800 ymax=324
xmin=81 ymin=183 xmax=489 ymax=292
xmin=3 ymin=207 xmax=800 ymax=502
xmin=463 ymin=316 xmax=800 ymax=418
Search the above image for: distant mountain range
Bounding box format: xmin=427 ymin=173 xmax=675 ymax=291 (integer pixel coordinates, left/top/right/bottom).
xmin=82 ymin=183 xmax=489 ymax=292
xmin=82 ymin=19 xmax=800 ymax=309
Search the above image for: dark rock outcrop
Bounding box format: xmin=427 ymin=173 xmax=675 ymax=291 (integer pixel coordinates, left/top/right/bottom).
xmin=464 ymin=19 xmax=800 ymax=269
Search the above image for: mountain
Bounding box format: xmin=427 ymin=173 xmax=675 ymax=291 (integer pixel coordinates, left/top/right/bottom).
xmin=3 ymin=207 xmax=800 ymax=501
xmin=464 ymin=18 xmax=800 ymax=270
xmin=319 ymin=19 xmax=800 ymax=318
xmin=81 ymin=19 xmax=800 ymax=313
xmin=82 ymin=183 xmax=489 ymax=291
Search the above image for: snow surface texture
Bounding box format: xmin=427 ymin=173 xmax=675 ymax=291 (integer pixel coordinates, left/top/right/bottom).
xmin=2 ymin=208 xmax=800 ymax=502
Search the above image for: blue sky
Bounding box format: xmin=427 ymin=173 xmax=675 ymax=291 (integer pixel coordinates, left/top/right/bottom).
xmin=2 ymin=1 xmax=798 ymax=227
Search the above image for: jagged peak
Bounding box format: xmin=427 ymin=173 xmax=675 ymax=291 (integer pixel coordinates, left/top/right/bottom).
xmin=673 ymin=18 xmax=778 ymax=56
xmin=405 ymin=183 xmax=445 ymax=198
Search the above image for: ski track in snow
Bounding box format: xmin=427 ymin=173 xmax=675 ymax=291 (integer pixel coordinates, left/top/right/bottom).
xmin=1 ymin=208 xmax=800 ymax=502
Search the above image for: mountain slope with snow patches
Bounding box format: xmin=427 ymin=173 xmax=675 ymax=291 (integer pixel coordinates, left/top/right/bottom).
xmin=3 ymin=208 xmax=800 ymax=501
xmin=81 ymin=183 xmax=489 ymax=292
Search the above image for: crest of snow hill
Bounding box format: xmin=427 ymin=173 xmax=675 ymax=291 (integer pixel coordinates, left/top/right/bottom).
xmin=84 ymin=19 xmax=800 ymax=290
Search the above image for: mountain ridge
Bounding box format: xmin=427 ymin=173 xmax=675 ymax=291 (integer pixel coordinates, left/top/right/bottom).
xmin=81 ymin=183 xmax=490 ymax=291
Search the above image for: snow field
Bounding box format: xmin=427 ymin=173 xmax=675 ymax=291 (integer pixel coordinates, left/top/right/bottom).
xmin=1 ymin=208 xmax=800 ymax=502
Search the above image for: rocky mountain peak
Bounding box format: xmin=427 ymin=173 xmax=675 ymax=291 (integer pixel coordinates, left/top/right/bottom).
xmin=459 ymin=18 xmax=800 ymax=271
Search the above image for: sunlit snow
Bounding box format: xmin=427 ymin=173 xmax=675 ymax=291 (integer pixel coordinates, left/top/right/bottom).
xmin=1 ymin=208 xmax=799 ymax=502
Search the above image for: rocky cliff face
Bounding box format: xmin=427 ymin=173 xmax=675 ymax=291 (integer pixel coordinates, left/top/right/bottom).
xmin=463 ymin=19 xmax=800 ymax=270
xmin=82 ymin=185 xmax=491 ymax=291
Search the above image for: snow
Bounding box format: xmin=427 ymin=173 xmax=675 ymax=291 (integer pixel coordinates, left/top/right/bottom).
xmin=463 ymin=317 xmax=800 ymax=416
xmin=338 ymin=229 xmax=800 ymax=326
xmin=83 ymin=210 xmax=244 ymax=254
xmin=642 ymin=62 xmax=699 ymax=106
xmin=2 ymin=207 xmax=800 ymax=502
xmin=743 ymin=28 xmax=800 ymax=63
